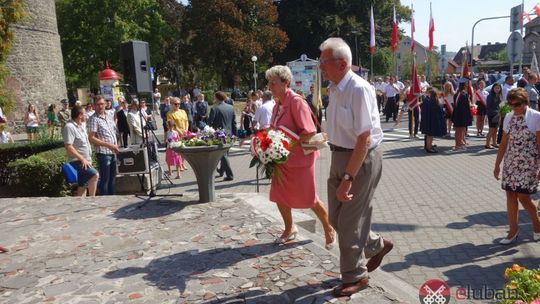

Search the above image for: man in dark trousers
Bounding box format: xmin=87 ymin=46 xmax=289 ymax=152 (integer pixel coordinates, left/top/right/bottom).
xmin=208 ymin=91 xmax=237 ymax=181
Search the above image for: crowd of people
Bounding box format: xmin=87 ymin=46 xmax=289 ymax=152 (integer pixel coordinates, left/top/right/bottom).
xmin=1 ymin=34 xmax=540 ymax=297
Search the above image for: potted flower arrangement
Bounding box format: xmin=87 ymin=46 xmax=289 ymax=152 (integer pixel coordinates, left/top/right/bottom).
xmin=170 ymin=126 xmax=235 ymax=148
xmin=500 ymin=264 xmax=540 ymax=304
xmin=169 ymin=126 xmax=235 ymax=203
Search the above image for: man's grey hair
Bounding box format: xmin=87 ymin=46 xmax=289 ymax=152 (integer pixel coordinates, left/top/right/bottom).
xmin=265 ymin=65 xmax=293 ymax=83
xmin=262 ymin=90 xmax=273 ymax=101
xmin=319 ymin=37 xmax=352 ymax=66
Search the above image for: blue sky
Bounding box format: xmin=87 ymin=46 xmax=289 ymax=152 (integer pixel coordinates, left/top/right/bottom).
xmin=403 ymin=0 xmax=538 ymax=52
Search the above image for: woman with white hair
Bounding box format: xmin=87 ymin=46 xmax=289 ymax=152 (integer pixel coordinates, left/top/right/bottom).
xmin=265 ymin=65 xmax=335 ymax=249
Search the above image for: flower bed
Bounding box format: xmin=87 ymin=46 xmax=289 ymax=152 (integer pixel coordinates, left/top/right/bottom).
xmin=501 ymin=264 xmax=540 ymax=304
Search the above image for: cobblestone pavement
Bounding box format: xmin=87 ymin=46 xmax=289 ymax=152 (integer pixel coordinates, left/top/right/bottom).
xmin=0 ymin=194 xmax=401 ymax=304
xmin=6 ymin=113 xmax=540 ymax=303
xmin=155 ymin=117 xmax=540 ymax=304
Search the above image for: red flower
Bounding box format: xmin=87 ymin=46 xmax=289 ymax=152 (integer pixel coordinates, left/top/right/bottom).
xmin=281 ymin=140 xmax=289 ymax=150
xmin=256 ymin=131 xmax=266 ymax=140
xmin=261 ymin=137 xmax=272 ymax=151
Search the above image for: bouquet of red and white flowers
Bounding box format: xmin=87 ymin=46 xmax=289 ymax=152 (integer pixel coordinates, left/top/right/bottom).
xmin=249 ymin=129 xmax=291 ymax=179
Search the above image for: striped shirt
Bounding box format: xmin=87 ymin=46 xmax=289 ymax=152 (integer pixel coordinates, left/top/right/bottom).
xmin=88 ymin=112 xmax=117 ymax=154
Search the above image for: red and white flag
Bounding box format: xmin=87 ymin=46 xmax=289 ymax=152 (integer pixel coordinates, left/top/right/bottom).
xmin=428 ymin=2 xmax=435 ymax=51
xmin=391 ymin=5 xmax=398 ymax=53
xmin=370 ymin=5 xmax=375 ymax=54
xmin=461 ymin=52 xmax=475 ymax=101
xmin=410 ymin=3 xmax=415 ymax=52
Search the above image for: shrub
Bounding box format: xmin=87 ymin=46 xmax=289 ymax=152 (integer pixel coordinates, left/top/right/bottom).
xmin=6 ymin=148 xmax=70 ymax=197
xmin=0 ymin=139 xmax=63 ymax=185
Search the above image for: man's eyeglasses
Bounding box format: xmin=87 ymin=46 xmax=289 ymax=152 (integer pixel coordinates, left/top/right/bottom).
xmin=319 ymin=58 xmax=342 ymax=65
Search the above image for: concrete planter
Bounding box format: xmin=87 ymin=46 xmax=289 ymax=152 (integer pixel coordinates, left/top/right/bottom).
xmin=172 ymin=144 xmax=232 ymax=203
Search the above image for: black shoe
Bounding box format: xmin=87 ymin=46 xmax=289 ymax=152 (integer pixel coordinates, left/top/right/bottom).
xmin=216 ymin=170 xmax=224 ymax=178
xmin=223 ymin=176 xmax=234 ymax=181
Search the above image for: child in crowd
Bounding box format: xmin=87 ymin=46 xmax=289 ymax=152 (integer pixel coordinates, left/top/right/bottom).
xmin=165 ymin=120 xmax=184 ymax=178
xmin=0 ymin=124 xmax=14 ymax=144
xmin=47 ymin=104 xmax=58 ymax=138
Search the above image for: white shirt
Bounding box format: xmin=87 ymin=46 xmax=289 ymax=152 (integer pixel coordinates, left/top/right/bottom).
xmin=327 ymin=70 xmax=383 ymax=150
xmin=502 ymin=83 xmax=516 ymax=101
xmin=0 ymin=131 xmax=12 ymax=144
xmin=253 ymin=99 xmax=275 ymax=130
xmin=503 ymin=107 xmax=540 ymax=133
xmin=127 ymin=110 xmax=146 ymax=144
xmin=383 ymin=83 xmax=400 ymax=98
xmin=420 ymin=81 xmax=430 ymax=93
xmin=374 ymin=82 xmax=386 ymax=92
xmin=474 ymin=90 xmax=488 ymax=104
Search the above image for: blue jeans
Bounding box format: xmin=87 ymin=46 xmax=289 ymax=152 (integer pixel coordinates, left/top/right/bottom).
xmin=96 ymin=153 xmax=117 ymax=195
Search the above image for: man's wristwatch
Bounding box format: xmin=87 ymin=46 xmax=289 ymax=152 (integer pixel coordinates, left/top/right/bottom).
xmin=342 ymin=173 xmax=354 ymax=182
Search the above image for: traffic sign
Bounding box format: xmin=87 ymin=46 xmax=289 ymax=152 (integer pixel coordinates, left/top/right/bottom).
xmin=507 ymin=31 xmax=524 ymax=63
xmin=510 ymin=4 xmax=523 ymax=32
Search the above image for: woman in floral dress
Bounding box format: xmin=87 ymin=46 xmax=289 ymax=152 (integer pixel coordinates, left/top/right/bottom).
xmin=493 ymin=88 xmax=540 ymax=244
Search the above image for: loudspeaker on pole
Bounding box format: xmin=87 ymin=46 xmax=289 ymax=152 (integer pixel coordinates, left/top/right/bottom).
xmin=120 ymin=41 xmax=152 ymax=94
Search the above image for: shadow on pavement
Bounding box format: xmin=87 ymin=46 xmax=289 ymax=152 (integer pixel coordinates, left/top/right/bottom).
xmin=382 ymin=242 xmax=518 ymax=275
xmin=372 ymin=222 xmax=417 ymax=232
xmin=104 ymin=241 xmax=313 ymax=295
xmin=204 ymin=279 xmax=339 ymax=304
xmin=446 ymin=210 xmax=534 ymax=230
xmin=442 ymin=256 xmax=540 ymax=290
xmin=112 ymin=199 xmax=205 ymax=220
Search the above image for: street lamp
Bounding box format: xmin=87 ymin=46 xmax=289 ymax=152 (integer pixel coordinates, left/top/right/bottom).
xmin=175 ymin=40 xmax=182 ymax=96
xmin=251 ymin=56 xmax=258 ymax=90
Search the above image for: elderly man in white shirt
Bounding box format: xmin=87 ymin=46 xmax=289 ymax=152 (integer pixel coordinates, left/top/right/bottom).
xmin=319 ymin=37 xmax=392 ymax=297
xmin=502 ymin=75 xmax=516 ymax=101
xmin=127 ymin=99 xmax=147 ymax=145
xmin=252 ymin=90 xmax=275 ymax=132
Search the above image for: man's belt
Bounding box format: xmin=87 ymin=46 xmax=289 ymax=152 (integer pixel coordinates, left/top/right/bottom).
xmin=329 ymin=143 xmax=354 ymax=152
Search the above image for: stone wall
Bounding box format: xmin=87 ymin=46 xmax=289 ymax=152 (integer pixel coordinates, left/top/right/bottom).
xmin=4 ymin=0 xmax=67 ymax=133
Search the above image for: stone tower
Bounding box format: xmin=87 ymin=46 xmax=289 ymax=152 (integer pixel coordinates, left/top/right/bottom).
xmin=4 ymin=0 xmax=67 ymax=132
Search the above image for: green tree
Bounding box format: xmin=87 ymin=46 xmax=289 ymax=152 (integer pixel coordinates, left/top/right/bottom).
xmin=276 ymin=0 xmax=411 ymax=65
xmin=372 ymin=47 xmax=393 ymax=76
xmin=0 ymin=0 xmax=26 ymax=114
xmin=56 ymin=0 xmax=181 ymax=89
xmin=186 ymin=0 xmax=288 ymax=89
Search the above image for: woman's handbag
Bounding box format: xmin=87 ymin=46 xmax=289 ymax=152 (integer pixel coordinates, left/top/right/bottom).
xmin=301 ymin=105 xmax=329 ymax=153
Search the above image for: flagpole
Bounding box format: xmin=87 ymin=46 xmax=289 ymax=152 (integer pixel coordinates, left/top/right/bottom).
xmin=394 ymin=52 xmax=398 ymax=76
xmin=371 ymin=54 xmax=374 ymax=81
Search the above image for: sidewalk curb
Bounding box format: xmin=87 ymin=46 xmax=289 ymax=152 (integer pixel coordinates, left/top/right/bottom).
xmin=234 ymin=193 xmax=418 ymax=304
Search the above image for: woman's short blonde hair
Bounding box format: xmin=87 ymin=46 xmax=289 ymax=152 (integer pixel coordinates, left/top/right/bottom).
xmin=507 ymin=87 xmax=529 ymax=105
xmin=265 ymin=65 xmax=292 ymax=83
